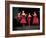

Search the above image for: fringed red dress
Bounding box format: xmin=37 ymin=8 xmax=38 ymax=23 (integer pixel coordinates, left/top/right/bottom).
xmin=33 ymin=14 xmax=38 ymax=24
xmin=27 ymin=16 xmax=31 ymax=26
xmin=20 ymin=15 xmax=26 ymax=26
xmin=17 ymin=16 xmax=21 ymax=21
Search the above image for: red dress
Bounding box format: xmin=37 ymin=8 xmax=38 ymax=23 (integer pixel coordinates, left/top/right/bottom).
xmin=20 ymin=15 xmax=26 ymax=25
xmin=27 ymin=16 xmax=31 ymax=26
xmin=17 ymin=16 xmax=21 ymax=21
xmin=33 ymin=15 xmax=38 ymax=24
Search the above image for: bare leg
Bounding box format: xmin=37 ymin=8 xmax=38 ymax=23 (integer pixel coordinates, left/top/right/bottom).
xmin=23 ymin=23 xmax=25 ymax=28
xmin=28 ymin=21 xmax=30 ymax=28
xmin=28 ymin=22 xmax=30 ymax=28
xmin=29 ymin=23 xmax=30 ymax=28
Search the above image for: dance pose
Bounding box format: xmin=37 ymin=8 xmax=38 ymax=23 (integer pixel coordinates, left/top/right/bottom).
xmin=20 ymin=11 xmax=26 ymax=27
xmin=32 ymin=12 xmax=39 ymax=25
xmin=27 ymin=13 xmax=32 ymax=27
xmin=17 ymin=12 xmax=21 ymax=21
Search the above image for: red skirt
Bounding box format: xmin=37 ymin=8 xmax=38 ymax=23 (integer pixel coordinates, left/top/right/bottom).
xmin=20 ymin=18 xmax=26 ymax=24
xmin=33 ymin=16 xmax=38 ymax=24
xmin=28 ymin=17 xmax=31 ymax=25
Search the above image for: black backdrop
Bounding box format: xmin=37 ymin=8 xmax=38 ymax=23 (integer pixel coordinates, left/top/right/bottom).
xmin=13 ymin=7 xmax=40 ymax=30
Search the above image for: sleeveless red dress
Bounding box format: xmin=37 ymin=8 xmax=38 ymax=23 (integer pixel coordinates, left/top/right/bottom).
xmin=17 ymin=16 xmax=21 ymax=21
xmin=33 ymin=15 xmax=38 ymax=24
xmin=20 ymin=15 xmax=26 ymax=25
xmin=27 ymin=16 xmax=31 ymax=25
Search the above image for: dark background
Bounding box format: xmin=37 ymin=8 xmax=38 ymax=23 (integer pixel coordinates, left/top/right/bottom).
xmin=13 ymin=7 xmax=40 ymax=31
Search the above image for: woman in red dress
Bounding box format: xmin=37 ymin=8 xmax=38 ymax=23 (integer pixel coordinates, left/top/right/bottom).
xmin=32 ymin=12 xmax=39 ymax=25
xmin=17 ymin=12 xmax=21 ymax=21
xmin=27 ymin=13 xmax=32 ymax=27
xmin=20 ymin=11 xmax=26 ymax=27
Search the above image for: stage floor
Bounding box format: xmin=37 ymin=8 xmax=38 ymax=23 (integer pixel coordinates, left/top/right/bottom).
xmin=13 ymin=25 xmax=40 ymax=31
